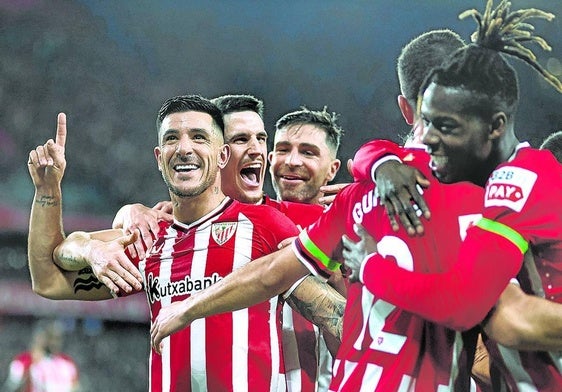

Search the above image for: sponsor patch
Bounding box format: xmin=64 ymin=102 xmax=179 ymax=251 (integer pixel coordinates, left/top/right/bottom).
xmin=211 ymin=222 xmax=238 ymax=245
xmin=484 ymin=166 xmax=537 ymax=212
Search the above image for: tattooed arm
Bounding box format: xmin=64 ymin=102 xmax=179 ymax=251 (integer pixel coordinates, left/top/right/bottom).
xmin=27 ymin=112 xmax=77 ymax=299
xmin=27 ymin=113 xmax=139 ymax=300
xmin=285 ymin=275 xmax=345 ymax=349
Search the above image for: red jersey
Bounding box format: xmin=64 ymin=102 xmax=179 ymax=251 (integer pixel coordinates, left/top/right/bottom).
xmin=6 ymin=351 xmax=79 ymax=392
xmin=264 ymin=195 xmax=332 ymax=392
xmin=480 ymin=144 xmax=562 ymax=391
xmin=293 ymin=148 xmax=483 ymax=391
xmin=137 ymin=197 xmax=299 ymax=392
xmin=358 ymin=143 xmax=562 ymax=390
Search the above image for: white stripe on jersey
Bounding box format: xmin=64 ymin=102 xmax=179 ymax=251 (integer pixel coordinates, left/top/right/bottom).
xmin=191 ymin=223 xmax=211 ymax=390
xmin=397 ymin=374 xmax=415 ymax=392
xmin=443 ymin=331 xmax=465 ymax=391
xmin=160 ymin=226 xmax=177 ymax=392
xmin=139 ymin=228 xmax=177 ymax=392
xmin=268 ymin=296 xmax=282 ymax=392
xmin=497 ymin=345 xmax=536 ymax=391
xmin=232 ymin=214 xmax=252 ymax=392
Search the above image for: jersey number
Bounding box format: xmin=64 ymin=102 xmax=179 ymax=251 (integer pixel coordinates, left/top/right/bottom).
xmin=353 ymin=236 xmax=413 ymax=354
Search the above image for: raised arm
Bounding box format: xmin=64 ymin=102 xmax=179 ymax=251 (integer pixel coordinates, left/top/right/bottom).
xmin=27 ymin=113 xmax=135 ymax=301
xmin=27 ymin=112 xmax=70 ymax=297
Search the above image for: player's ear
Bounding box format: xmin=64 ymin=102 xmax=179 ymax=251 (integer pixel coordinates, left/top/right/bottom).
xmin=218 ymin=144 xmax=230 ymax=169
xmin=398 ymin=95 xmax=414 ymax=125
xmin=154 ymin=146 xmax=163 ymax=171
xmin=326 ymin=159 xmax=341 ymax=182
xmin=267 ymin=151 xmax=274 ymax=164
xmin=489 ymin=112 xmax=507 ymax=141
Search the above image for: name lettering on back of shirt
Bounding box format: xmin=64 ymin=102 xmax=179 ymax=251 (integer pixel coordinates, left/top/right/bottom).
xmin=352 ymin=188 xmax=380 ymax=224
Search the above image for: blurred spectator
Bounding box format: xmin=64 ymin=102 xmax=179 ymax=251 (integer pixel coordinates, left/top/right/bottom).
xmin=2 ymin=319 xmax=80 ymax=392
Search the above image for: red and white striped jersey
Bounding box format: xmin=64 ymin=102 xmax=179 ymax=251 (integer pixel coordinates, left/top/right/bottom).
xmin=264 ymin=196 xmax=331 ymax=392
xmin=293 ymin=148 xmax=483 ymax=391
xmin=137 ymin=197 xmax=299 ymax=392
xmin=6 ymin=352 xmax=79 ymax=392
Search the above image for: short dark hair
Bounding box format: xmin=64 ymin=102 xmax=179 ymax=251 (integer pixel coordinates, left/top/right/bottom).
xmin=420 ymin=0 xmax=561 ymax=120
xmin=156 ymin=95 xmax=224 ymax=137
xmin=540 ymin=131 xmax=562 ymax=163
xmin=212 ymin=94 xmax=264 ymax=118
xmin=398 ymin=29 xmax=465 ymax=105
xmin=275 ymin=106 xmax=343 ymax=155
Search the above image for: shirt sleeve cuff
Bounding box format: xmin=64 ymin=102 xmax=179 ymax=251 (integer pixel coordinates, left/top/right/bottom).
xmin=283 ymin=274 xmax=310 ymax=299
xmin=370 ymin=155 xmax=402 ymax=183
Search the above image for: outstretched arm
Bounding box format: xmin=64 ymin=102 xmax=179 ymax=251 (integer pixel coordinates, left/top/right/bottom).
xmin=150 ymin=245 xmax=310 ymax=353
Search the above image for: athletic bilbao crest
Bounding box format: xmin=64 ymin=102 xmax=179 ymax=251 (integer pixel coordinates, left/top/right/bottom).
xmin=211 ymin=222 xmax=238 ymax=245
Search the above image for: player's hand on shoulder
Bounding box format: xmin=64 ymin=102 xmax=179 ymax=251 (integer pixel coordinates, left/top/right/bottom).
xmin=375 ymin=160 xmax=430 ymax=236
xmin=112 ymin=201 xmax=173 ymax=260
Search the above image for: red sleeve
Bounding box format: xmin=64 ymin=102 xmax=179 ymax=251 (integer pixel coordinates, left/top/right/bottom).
xmin=352 ymin=139 xmax=407 ymax=181
xmin=361 ymin=227 xmax=523 ymax=330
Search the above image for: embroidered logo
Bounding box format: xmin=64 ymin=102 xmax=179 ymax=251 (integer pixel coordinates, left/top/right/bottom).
xmin=211 ymin=222 xmax=238 ymax=245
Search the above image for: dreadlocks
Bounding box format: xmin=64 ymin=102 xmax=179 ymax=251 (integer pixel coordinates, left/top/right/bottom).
xmin=460 ymin=0 xmax=562 ymax=93
xmin=419 ymin=0 xmax=562 ymax=118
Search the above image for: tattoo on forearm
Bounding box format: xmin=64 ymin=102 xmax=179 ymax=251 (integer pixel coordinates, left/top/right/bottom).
xmin=73 ymin=268 xmax=103 ymax=293
xmin=287 ymin=277 xmax=345 ymax=342
xmin=35 ymin=195 xmax=59 ymax=207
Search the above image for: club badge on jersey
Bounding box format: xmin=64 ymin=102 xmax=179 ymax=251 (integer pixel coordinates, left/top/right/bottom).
xmin=211 ymin=222 xmax=238 ymax=245
xmin=485 ymin=166 xmax=537 ymax=212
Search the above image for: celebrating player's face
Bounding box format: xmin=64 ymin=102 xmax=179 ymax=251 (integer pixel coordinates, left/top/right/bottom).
xmin=421 ymin=82 xmax=497 ymax=186
xmin=155 ymin=111 xmax=226 ymax=198
xmin=269 ymin=124 xmax=339 ymax=204
xmin=221 ymin=111 xmax=268 ymax=204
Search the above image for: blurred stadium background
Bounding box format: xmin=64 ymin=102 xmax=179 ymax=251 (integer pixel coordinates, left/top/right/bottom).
xmin=1 ymin=0 xmax=560 ymax=390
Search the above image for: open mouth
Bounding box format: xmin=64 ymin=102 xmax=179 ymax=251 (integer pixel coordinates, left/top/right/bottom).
xmin=240 ymin=163 xmax=262 ymax=186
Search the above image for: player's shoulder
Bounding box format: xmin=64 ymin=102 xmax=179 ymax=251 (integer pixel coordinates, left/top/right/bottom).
xmin=230 ymin=198 xmax=291 ymax=220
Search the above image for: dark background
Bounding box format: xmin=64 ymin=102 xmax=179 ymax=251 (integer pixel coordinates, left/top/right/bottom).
xmin=0 ymin=1 xmax=561 ymax=391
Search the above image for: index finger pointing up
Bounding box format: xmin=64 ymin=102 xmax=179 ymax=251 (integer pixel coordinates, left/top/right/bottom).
xmin=56 ymin=112 xmax=67 ymax=147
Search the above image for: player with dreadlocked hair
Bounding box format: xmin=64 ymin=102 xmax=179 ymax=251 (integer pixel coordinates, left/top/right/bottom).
xmin=340 ymin=0 xmax=562 ymax=390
